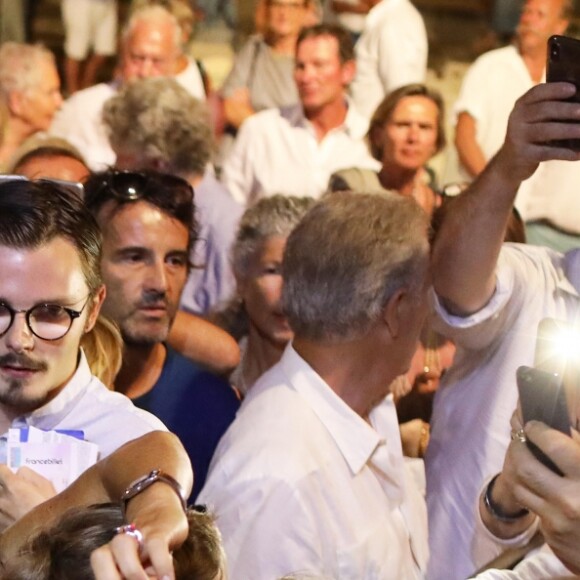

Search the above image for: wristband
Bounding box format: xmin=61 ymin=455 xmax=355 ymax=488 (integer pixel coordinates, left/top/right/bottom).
xmin=483 ymin=473 xmax=530 ymax=522
xmin=121 ymin=469 xmax=187 ymax=517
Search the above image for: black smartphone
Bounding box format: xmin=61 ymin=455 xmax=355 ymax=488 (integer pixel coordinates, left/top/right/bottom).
xmin=516 ymin=365 xmax=571 ymax=475
xmin=546 ymin=34 xmax=580 ymax=150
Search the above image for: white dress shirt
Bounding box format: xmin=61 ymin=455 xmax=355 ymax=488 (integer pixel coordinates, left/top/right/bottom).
xmin=426 ymin=243 xmax=580 ymax=580
xmin=220 ymin=102 xmax=380 ymax=206
xmin=350 ymin=0 xmax=428 ymax=118
xmin=199 ymin=344 xmax=428 ymax=580
xmin=50 ymin=82 xmax=118 ymax=171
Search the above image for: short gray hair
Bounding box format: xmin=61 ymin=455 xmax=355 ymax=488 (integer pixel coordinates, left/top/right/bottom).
xmin=282 ymin=191 xmax=429 ymax=342
xmin=233 ymin=195 xmax=315 ymax=280
xmin=0 ymin=43 xmax=56 ymax=100
xmin=103 ymin=77 xmax=212 ymax=177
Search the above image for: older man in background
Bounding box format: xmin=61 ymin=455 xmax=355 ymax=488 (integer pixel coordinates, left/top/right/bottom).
xmin=0 ymin=43 xmax=62 ymax=171
xmin=50 ymin=4 xmax=205 ymax=171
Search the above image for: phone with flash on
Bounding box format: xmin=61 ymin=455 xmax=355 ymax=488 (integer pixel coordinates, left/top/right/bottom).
xmin=516 ymin=365 xmax=571 ymax=475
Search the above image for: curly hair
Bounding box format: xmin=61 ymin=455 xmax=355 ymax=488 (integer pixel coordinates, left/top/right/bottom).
xmin=103 ymin=77 xmax=213 ymax=178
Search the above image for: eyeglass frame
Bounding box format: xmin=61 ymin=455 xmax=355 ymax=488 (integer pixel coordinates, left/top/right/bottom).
xmin=0 ymin=296 xmax=91 ymax=341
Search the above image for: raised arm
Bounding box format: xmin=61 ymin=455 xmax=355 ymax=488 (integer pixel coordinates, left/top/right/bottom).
xmin=432 ymin=82 xmax=580 ymax=316
xmin=0 ymin=431 xmax=193 ymax=579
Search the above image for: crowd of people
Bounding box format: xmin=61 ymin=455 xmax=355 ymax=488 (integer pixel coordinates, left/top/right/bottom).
xmin=1 ymin=0 xmax=580 ymax=578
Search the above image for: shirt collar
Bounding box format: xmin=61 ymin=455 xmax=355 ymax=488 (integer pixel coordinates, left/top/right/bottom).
xmin=282 ymin=98 xmax=370 ymax=139
xmin=279 ymin=343 xmax=398 ymax=475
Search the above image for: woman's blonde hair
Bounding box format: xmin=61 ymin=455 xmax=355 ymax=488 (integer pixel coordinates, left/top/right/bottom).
xmin=81 ymin=316 xmax=123 ymax=388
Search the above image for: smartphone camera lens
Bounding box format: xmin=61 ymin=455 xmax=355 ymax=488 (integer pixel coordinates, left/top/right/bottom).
xmin=551 ymin=43 xmax=560 ymax=60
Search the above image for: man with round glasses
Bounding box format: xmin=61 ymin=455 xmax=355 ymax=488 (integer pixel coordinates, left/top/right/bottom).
xmin=0 ymin=178 xmax=166 ymax=530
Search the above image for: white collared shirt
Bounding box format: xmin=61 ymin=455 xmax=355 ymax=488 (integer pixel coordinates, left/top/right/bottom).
xmin=426 ymin=243 xmax=580 ymax=580
xmin=220 ymin=102 xmax=380 ymax=206
xmin=0 ymin=351 xmax=166 ymax=464
xmin=199 ymin=344 xmax=428 ymax=579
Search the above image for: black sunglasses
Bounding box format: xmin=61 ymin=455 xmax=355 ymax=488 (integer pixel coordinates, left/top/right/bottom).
xmin=85 ymin=170 xmax=194 ymax=206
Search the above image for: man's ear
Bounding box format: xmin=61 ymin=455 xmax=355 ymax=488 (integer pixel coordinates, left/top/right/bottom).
xmin=382 ymin=289 xmax=407 ymax=340
xmin=7 ymin=90 xmax=26 ymax=117
xmin=85 ymin=285 xmax=107 ymax=333
xmin=341 ymin=59 xmax=356 ymax=87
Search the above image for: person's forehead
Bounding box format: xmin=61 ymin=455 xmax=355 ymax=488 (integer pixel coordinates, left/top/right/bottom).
xmin=0 ymin=238 xmax=89 ymax=304
xmin=297 ymin=34 xmax=340 ymax=60
xmin=390 ymin=95 xmax=439 ymax=119
xmin=126 ymin=19 xmax=177 ymax=53
xmin=99 ymin=201 xmax=189 ymax=249
xmin=15 ymin=155 xmax=89 ymax=182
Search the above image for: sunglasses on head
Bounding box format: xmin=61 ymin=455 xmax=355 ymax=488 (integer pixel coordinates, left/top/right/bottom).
xmin=85 ymin=170 xmax=194 ymax=206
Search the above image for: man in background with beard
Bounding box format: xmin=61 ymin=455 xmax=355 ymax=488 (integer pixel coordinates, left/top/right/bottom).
xmin=84 ymin=170 xmax=240 ymax=500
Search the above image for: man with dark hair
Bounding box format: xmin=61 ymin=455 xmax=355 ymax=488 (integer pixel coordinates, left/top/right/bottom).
xmin=102 ymin=77 xmax=242 ymax=315
xmin=200 ymin=191 xmax=431 ymax=578
xmin=221 ymin=23 xmax=379 ymax=205
xmin=84 ymin=170 xmax=240 ymax=500
xmin=0 ymin=178 xmax=165 ymax=530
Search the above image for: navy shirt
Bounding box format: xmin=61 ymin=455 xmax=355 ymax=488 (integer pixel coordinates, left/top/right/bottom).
xmin=133 ymin=346 xmax=240 ymax=501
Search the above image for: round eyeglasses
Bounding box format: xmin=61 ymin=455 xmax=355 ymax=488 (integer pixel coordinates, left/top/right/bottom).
xmin=0 ymin=297 xmax=90 ymax=341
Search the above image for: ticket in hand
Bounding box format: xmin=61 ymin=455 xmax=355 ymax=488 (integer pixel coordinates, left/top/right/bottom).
xmin=6 ymin=426 xmax=99 ymax=492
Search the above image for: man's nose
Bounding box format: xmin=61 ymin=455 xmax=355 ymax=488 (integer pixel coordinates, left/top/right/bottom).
xmin=145 ymin=261 xmax=169 ymax=292
xmin=4 ymin=314 xmax=34 ymax=353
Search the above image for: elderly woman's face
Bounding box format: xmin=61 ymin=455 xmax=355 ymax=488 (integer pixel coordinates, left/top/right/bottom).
xmin=238 ymin=235 xmax=293 ymax=348
xmin=15 ymin=59 xmax=62 ymax=132
xmin=380 ymin=95 xmax=439 ymax=172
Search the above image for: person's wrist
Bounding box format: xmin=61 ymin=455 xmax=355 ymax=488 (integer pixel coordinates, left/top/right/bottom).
xmin=483 ymin=473 xmax=530 ymax=523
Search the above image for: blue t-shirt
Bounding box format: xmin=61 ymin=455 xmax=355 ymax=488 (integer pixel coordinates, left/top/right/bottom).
xmin=133 ymin=346 xmax=240 ymax=500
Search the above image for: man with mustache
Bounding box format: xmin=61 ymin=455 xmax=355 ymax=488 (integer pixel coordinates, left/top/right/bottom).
xmin=0 ymin=178 xmax=166 ymax=530
xmin=453 ymin=0 xmax=580 ymax=251
xmin=84 ymin=169 xmax=240 ymax=500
